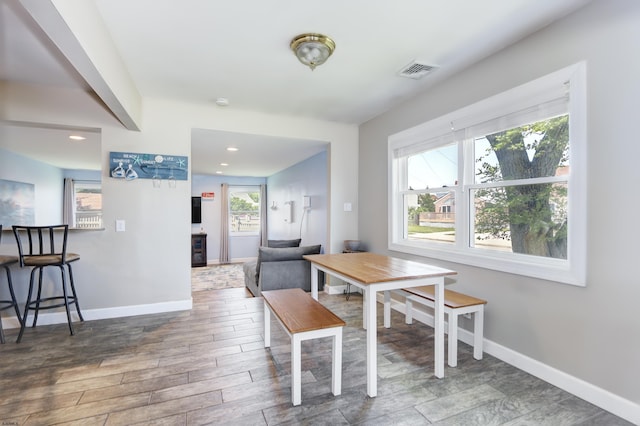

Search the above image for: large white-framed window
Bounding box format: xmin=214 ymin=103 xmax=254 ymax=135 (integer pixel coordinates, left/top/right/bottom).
xmin=229 ymin=186 xmax=261 ymax=236
xmin=389 ymin=63 xmax=586 ymax=286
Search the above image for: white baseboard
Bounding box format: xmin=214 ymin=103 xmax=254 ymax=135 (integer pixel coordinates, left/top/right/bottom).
xmin=1 ymin=298 xmax=193 ymax=329
xmin=324 ymin=283 xmax=363 ymax=296
xmin=383 ymin=296 xmax=640 ymax=425
xmin=324 ymin=283 xmax=345 ymax=295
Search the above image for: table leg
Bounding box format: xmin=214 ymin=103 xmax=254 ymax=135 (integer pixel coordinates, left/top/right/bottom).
xmin=264 ymin=303 xmax=271 ymax=348
xmin=434 ymin=280 xmax=445 ymax=378
xmin=365 ymin=287 xmax=377 ymax=397
xmin=311 ymin=264 xmax=319 ymax=300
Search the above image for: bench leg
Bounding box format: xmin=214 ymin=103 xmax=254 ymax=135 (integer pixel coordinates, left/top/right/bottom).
xmin=264 ymin=302 xmax=271 ymax=348
xmin=291 ymin=334 xmax=302 ymax=406
xmin=383 ymin=290 xmax=391 ymax=328
xmin=448 ymin=311 xmax=458 ymax=367
xmin=405 ymin=297 xmax=414 ymax=324
xmin=473 ymin=307 xmax=484 ymax=360
xmin=332 ymin=329 xmax=343 ymax=396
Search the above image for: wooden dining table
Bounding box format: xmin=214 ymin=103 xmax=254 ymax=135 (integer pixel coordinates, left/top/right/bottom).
xmin=304 ymin=252 xmax=457 ymax=398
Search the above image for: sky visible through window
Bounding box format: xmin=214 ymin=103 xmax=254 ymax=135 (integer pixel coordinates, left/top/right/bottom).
xmin=408 ymin=131 xmax=552 ymax=190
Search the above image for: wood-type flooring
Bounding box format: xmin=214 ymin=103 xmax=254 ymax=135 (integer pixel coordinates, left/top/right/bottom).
xmin=0 ymin=287 xmax=633 ymax=425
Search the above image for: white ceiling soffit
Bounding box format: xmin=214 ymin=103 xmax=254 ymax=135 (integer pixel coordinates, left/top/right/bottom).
xmin=191 ymin=129 xmax=328 ymax=177
xmin=0 ymin=121 xmax=101 ymax=171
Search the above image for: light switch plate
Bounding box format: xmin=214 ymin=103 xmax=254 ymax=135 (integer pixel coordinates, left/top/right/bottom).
xmin=116 ymin=219 xmax=126 ymax=232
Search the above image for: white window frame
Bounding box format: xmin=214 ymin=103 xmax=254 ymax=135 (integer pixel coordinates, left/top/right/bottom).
xmin=388 ymin=63 xmax=587 ymax=286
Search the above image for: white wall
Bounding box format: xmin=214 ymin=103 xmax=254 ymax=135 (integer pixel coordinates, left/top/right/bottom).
xmin=359 ymin=0 xmax=640 ymax=417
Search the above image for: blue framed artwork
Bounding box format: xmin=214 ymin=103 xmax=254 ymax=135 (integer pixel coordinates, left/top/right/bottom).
xmin=109 ymin=152 xmax=188 ymax=181
xmin=0 ymin=179 xmax=35 ymax=226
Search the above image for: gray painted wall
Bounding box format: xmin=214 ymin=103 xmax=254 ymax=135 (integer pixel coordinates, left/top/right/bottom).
xmin=267 ymin=150 xmax=328 ymax=250
xmin=359 ymin=0 xmax=639 ymax=407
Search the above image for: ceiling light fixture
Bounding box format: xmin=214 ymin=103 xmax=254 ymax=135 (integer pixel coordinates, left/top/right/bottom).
xmin=290 ymin=33 xmax=335 ymax=71
xmin=69 ymin=135 xmax=86 ymax=141
xmin=226 ymin=147 xmax=238 ymax=152
xmin=215 ymin=97 xmax=229 ymax=107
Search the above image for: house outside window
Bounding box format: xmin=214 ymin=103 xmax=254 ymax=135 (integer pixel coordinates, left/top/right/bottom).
xmin=389 ymin=63 xmax=586 ymax=286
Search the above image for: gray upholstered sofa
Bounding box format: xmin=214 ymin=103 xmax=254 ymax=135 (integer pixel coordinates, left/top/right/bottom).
xmin=243 ymin=239 xmax=323 ymax=297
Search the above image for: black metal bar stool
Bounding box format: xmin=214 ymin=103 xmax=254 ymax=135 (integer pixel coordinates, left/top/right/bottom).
xmin=12 ymin=224 xmax=83 ymax=343
xmin=0 ymin=225 xmax=22 ymax=343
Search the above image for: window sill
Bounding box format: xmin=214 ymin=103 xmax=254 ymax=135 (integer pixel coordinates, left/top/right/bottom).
xmin=389 ymin=241 xmax=585 ymax=287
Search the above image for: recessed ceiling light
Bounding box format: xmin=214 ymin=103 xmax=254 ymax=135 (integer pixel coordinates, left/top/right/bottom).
xmin=220 ymin=163 xmax=229 ymax=166
xmin=226 ymin=147 xmax=238 ymax=152
xmin=69 ymin=135 xmax=86 ymax=141
xmin=216 ymin=171 xmax=223 ymax=174
xmin=215 ymin=97 xmax=230 ymax=107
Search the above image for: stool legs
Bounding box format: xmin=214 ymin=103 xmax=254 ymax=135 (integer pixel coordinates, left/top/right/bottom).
xmin=17 ymin=268 xmax=37 ymax=343
xmin=67 ymin=264 xmax=83 ymax=321
xmin=1 ymin=265 xmax=23 ymax=344
xmin=17 ymin=264 xmax=83 ymax=343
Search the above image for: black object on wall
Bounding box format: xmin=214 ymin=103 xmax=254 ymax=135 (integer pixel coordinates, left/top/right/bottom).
xmin=191 ymin=196 xmax=202 ymax=223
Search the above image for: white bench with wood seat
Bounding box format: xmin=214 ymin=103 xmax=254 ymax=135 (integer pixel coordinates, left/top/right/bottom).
xmin=391 ymin=286 xmax=487 ymax=367
xmin=262 ymin=288 xmax=345 ymax=406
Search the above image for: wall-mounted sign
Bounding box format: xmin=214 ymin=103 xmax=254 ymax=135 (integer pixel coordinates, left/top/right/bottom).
xmin=109 ymin=152 xmax=188 ymax=181
xmin=201 ymin=192 xmax=215 ymax=199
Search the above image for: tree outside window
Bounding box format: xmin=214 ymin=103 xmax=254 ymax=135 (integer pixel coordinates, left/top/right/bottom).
xmin=474 ymin=115 xmax=569 ymax=259
xmin=229 ymin=188 xmax=260 ymax=234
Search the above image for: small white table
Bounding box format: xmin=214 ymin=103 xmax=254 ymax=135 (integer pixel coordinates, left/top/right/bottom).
xmin=304 ymin=252 xmax=457 ymax=398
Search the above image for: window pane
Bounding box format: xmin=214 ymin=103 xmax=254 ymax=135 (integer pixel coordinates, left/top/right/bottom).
xmin=474 ymin=115 xmax=570 ymax=184
xmin=406 ymin=191 xmax=455 ymax=244
xmin=75 ymin=182 xmax=102 ymax=229
xmin=230 ymin=189 xmax=260 ymax=233
xmin=408 ymin=143 xmax=457 ymax=189
xmin=472 ymin=182 xmax=567 ymax=259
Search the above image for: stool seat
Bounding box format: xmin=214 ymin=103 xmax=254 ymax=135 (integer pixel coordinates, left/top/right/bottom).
xmin=13 ymin=225 xmax=84 ymax=343
xmin=23 ymin=253 xmax=80 ymax=266
xmin=0 ymin=255 xmax=18 ymax=265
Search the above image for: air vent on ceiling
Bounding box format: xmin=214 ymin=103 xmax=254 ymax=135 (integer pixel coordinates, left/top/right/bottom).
xmin=398 ymin=61 xmax=437 ymax=80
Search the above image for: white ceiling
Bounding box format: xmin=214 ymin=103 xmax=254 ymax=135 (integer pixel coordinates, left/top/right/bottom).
xmin=0 ymin=0 xmax=592 ymax=175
